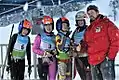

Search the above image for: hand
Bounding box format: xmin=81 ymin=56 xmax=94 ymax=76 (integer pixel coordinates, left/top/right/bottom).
xmin=6 ymin=65 xmax=10 ymax=73
xmin=42 ymin=57 xmax=50 ymax=63
xmin=72 ymin=52 xmax=78 ymax=57
xmin=52 ymin=49 xmax=57 ymax=55
xmin=47 ymin=53 xmax=53 ymax=57
xmin=76 ymin=44 xmax=81 ymax=52
xmin=44 ymin=51 xmax=52 ymax=57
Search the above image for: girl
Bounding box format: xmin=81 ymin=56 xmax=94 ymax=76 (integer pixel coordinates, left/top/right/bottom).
xmin=32 ymin=16 xmax=56 ymax=80
xmin=7 ymin=19 xmax=32 ymax=80
xmin=55 ymin=17 xmax=72 ymax=80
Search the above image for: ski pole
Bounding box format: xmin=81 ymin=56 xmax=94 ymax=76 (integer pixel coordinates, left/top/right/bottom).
xmin=1 ymin=24 xmax=14 ymax=79
xmin=72 ymin=57 xmax=75 ymax=80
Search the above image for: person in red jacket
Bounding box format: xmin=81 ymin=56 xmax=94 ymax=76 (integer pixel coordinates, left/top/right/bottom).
xmin=77 ymin=5 xmax=119 ymax=80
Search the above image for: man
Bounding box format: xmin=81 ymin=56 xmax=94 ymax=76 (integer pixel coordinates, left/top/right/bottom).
xmin=77 ymin=5 xmax=119 ymax=80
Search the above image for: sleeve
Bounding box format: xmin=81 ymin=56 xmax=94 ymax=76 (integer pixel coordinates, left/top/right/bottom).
xmin=26 ymin=36 xmax=31 ymax=66
xmin=7 ymin=34 xmax=17 ymax=65
xmin=55 ymin=35 xmax=62 ymax=52
xmin=107 ymin=20 xmax=119 ymax=60
xmin=79 ymin=40 xmax=88 ymax=53
xmin=32 ymin=35 xmax=44 ymax=55
xmin=55 ymin=35 xmax=62 ymax=45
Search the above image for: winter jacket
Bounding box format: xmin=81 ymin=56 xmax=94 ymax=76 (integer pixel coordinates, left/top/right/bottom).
xmin=55 ymin=31 xmax=71 ymax=60
xmin=32 ymin=32 xmax=56 ymax=56
xmin=71 ymin=25 xmax=88 ymax=54
xmin=7 ymin=33 xmax=31 ymax=66
xmin=84 ymin=14 xmax=119 ymax=65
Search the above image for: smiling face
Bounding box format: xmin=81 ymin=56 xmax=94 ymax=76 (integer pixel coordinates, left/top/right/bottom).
xmin=62 ymin=23 xmax=70 ymax=32
xmin=21 ymin=28 xmax=29 ymax=36
xmin=44 ymin=24 xmax=53 ymax=33
xmin=87 ymin=10 xmax=99 ymax=21
xmin=77 ymin=19 xmax=85 ymax=27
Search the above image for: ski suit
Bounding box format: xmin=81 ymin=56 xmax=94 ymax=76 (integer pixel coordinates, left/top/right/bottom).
xmin=72 ymin=25 xmax=92 ymax=80
xmin=7 ymin=33 xmax=31 ymax=80
xmin=32 ymin=32 xmax=56 ymax=80
xmin=84 ymin=14 xmax=119 ymax=80
xmin=55 ymin=31 xmax=72 ymax=80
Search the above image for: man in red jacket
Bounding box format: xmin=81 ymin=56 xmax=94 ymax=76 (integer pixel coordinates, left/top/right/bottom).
xmin=77 ymin=5 xmax=119 ymax=80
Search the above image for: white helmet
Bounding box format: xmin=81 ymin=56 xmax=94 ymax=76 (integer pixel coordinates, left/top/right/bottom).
xmin=75 ymin=11 xmax=87 ymax=20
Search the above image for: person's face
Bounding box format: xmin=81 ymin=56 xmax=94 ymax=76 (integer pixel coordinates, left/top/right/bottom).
xmin=44 ymin=24 xmax=53 ymax=33
xmin=62 ymin=23 xmax=69 ymax=32
xmin=21 ymin=28 xmax=29 ymax=36
xmin=77 ymin=20 xmax=85 ymax=27
xmin=87 ymin=10 xmax=99 ymax=21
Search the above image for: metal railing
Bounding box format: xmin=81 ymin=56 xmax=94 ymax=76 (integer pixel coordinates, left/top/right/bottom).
xmin=0 ymin=44 xmax=38 ymax=80
xmin=0 ymin=44 xmax=119 ymax=80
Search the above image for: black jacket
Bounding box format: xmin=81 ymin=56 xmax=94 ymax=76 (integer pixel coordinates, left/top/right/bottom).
xmin=7 ymin=33 xmax=31 ymax=66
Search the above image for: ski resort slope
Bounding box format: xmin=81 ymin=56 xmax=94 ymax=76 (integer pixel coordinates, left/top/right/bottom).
xmin=0 ymin=0 xmax=119 ymax=79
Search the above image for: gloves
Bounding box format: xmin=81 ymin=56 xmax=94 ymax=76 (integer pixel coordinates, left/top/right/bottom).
xmin=42 ymin=57 xmax=50 ymax=63
xmin=6 ymin=65 xmax=10 ymax=73
xmin=44 ymin=51 xmax=52 ymax=57
xmin=76 ymin=44 xmax=81 ymax=52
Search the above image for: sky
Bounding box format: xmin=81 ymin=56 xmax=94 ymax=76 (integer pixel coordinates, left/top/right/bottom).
xmin=0 ymin=0 xmax=119 ymax=79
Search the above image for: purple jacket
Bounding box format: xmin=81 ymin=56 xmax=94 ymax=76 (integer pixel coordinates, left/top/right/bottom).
xmin=32 ymin=35 xmax=44 ymax=55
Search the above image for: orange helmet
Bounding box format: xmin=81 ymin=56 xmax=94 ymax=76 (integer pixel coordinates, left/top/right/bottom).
xmin=42 ymin=16 xmax=53 ymax=25
xmin=18 ymin=19 xmax=32 ymax=34
xmin=42 ymin=16 xmax=54 ymax=29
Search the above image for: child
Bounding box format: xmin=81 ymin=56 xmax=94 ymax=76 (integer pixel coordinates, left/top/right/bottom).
xmin=71 ymin=11 xmax=92 ymax=80
xmin=7 ymin=19 xmax=32 ymax=80
xmin=55 ymin=17 xmax=72 ymax=80
xmin=32 ymin=16 xmax=57 ymax=80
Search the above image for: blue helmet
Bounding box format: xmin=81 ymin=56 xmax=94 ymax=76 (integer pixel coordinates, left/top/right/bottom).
xmin=56 ymin=17 xmax=69 ymax=32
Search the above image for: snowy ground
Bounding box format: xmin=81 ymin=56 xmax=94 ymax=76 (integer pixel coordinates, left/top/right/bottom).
xmin=0 ymin=0 xmax=119 ymax=80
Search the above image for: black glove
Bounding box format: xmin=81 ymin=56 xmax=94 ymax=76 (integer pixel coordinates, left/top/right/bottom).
xmin=6 ymin=65 xmax=10 ymax=73
xmin=66 ymin=31 xmax=72 ymax=37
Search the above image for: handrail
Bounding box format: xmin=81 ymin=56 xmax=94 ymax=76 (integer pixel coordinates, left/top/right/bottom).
xmin=0 ymin=43 xmax=37 ymax=79
xmin=0 ymin=43 xmax=119 ymax=79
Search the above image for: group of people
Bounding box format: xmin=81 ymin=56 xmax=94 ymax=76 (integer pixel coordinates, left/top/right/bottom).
xmin=6 ymin=5 xmax=119 ymax=80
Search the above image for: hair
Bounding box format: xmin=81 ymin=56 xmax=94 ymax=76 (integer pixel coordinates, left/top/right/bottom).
xmin=87 ymin=5 xmax=99 ymax=12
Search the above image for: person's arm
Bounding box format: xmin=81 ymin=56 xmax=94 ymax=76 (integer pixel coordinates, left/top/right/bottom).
xmin=7 ymin=34 xmax=17 ymax=65
xmin=107 ymin=20 xmax=119 ymax=60
xmin=55 ymin=35 xmax=63 ymax=52
xmin=32 ymin=35 xmax=44 ymax=55
xmin=26 ymin=36 xmax=31 ymax=66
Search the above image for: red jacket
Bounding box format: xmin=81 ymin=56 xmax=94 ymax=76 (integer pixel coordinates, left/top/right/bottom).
xmin=84 ymin=14 xmax=119 ymax=65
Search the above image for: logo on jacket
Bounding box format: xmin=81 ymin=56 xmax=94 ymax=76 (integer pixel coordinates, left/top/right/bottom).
xmin=21 ymin=44 xmax=24 ymax=50
xmin=95 ymin=27 xmax=101 ymax=33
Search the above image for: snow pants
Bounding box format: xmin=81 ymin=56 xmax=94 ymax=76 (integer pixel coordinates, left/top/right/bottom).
xmin=10 ymin=59 xmax=25 ymax=80
xmin=91 ymin=58 xmax=115 ymax=80
xmin=75 ymin=57 xmax=92 ymax=80
xmin=57 ymin=60 xmax=72 ymax=80
xmin=37 ymin=57 xmax=56 ymax=80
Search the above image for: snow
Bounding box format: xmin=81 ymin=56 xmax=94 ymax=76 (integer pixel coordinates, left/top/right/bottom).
xmin=23 ymin=2 xmax=29 ymax=12
xmin=0 ymin=0 xmax=119 ymax=79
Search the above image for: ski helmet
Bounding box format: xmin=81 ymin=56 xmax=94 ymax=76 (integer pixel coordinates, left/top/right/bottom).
xmin=75 ymin=11 xmax=87 ymax=21
xmin=42 ymin=16 xmax=54 ymax=29
xmin=18 ymin=19 xmax=32 ymax=34
xmin=56 ymin=17 xmax=69 ymax=31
